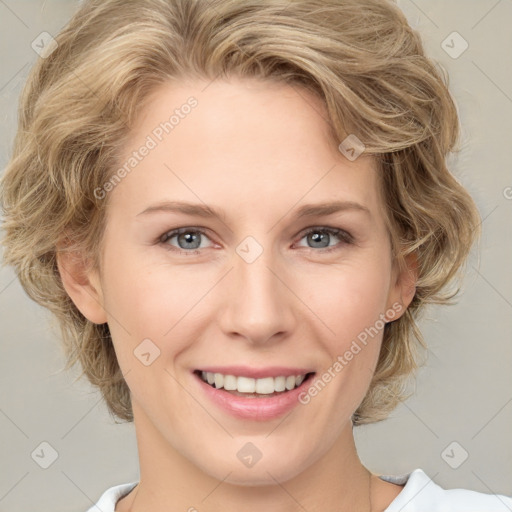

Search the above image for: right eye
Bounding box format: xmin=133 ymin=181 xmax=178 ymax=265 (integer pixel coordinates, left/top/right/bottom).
xmin=159 ymin=227 xmax=215 ymax=255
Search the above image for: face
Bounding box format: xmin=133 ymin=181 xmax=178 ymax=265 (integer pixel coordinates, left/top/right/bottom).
xmin=66 ymin=76 xmax=414 ymax=486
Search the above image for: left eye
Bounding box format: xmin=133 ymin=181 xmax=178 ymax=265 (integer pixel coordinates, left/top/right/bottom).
xmin=295 ymin=227 xmax=353 ymax=251
xmin=159 ymin=227 xmax=352 ymax=253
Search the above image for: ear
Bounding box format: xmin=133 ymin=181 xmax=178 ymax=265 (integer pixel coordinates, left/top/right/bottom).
xmin=56 ymin=245 xmax=108 ymax=325
xmin=385 ymin=251 xmax=418 ymax=321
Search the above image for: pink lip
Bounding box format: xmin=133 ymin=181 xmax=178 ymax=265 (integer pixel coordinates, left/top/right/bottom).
xmin=192 ymin=370 xmax=316 ymax=421
xmin=194 ymin=366 xmax=314 ymax=379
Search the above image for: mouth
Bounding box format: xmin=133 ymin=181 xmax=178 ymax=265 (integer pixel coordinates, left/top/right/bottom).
xmin=193 ymin=370 xmax=316 ymax=398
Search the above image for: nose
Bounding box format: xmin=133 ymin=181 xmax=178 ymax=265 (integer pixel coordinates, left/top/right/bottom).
xmin=217 ymin=243 xmax=297 ymax=346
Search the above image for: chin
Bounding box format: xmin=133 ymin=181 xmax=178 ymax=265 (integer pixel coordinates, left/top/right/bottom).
xmin=197 ymin=451 xmax=309 ymax=487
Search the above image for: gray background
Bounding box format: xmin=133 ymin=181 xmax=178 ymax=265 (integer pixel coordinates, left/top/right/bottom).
xmin=0 ymin=1 xmax=511 ymax=511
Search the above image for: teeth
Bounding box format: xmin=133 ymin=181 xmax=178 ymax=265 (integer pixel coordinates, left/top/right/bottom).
xmin=285 ymin=375 xmax=296 ymax=390
xmin=200 ymin=371 xmax=309 ymax=394
xmin=223 ymin=374 xmax=237 ymax=391
xmin=238 ymin=376 xmax=256 ymax=393
xmin=214 ymin=373 xmax=223 ymax=389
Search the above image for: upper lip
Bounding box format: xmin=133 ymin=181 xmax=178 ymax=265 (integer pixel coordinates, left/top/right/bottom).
xmin=194 ymin=366 xmax=315 ymax=379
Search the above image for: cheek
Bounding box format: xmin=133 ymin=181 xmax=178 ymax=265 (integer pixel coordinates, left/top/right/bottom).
xmin=299 ymin=257 xmax=392 ymax=342
xmin=104 ymin=272 xmax=180 ymax=336
xmin=100 ymin=249 xmax=210 ymax=359
xmin=100 ymin=261 xmax=196 ymax=409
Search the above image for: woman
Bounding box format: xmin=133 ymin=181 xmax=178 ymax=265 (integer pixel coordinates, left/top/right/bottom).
xmin=2 ymin=0 xmax=510 ymax=510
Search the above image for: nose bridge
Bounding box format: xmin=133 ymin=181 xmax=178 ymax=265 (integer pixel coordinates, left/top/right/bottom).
xmin=218 ymin=238 xmax=295 ymax=344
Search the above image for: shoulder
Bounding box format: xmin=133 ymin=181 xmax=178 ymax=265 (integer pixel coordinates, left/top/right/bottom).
xmin=85 ymin=482 xmax=138 ymax=512
xmin=382 ymin=468 xmax=512 ymax=512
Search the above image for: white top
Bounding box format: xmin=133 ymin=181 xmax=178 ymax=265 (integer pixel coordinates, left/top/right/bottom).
xmin=86 ymin=468 xmax=512 ymax=511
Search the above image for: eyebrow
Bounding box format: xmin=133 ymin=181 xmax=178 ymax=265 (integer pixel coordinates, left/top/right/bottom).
xmin=137 ymin=201 xmax=371 ymax=219
xmin=137 ymin=200 xmax=371 ymax=220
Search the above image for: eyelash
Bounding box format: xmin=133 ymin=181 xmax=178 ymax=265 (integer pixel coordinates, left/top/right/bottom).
xmin=158 ymin=226 xmax=354 ymax=256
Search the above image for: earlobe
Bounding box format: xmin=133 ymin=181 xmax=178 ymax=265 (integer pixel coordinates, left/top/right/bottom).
xmin=56 ymin=248 xmax=108 ymax=325
xmin=387 ymin=251 xmax=418 ymax=321
xmin=400 ymin=252 xmax=418 ymax=305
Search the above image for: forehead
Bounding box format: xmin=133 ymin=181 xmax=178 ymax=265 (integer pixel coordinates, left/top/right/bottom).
xmin=108 ymin=77 xmax=384 ymax=223
xmin=124 ymin=76 xmax=340 ymax=160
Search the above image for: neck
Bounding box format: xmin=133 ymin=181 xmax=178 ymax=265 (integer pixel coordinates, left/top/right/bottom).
xmin=119 ymin=402 xmax=375 ymax=512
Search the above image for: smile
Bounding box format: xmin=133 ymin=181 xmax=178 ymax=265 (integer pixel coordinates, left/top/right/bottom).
xmin=195 ymin=370 xmax=315 ymax=396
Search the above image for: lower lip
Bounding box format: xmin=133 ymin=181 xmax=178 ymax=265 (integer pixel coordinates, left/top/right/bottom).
xmin=193 ymin=372 xmax=315 ymax=421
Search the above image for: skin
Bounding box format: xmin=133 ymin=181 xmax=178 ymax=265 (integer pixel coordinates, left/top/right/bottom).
xmin=58 ymin=76 xmax=416 ymax=512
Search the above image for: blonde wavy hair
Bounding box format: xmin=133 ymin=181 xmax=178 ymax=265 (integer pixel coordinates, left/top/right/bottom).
xmin=0 ymin=0 xmax=480 ymax=425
